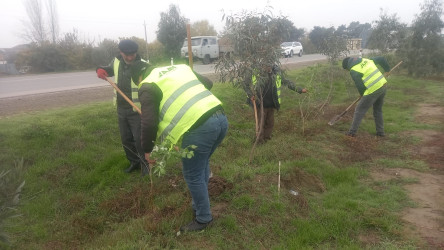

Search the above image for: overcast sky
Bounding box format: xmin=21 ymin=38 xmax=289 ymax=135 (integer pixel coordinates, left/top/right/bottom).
xmin=0 ymin=0 xmax=430 ymax=48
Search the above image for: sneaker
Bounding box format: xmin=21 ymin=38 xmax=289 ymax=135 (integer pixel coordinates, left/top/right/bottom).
xmin=376 ymin=132 xmax=385 ymax=137
xmin=180 ymin=219 xmax=212 ymax=232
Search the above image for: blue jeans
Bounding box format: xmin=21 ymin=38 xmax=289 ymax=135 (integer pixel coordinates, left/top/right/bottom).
xmin=181 ymin=110 xmax=228 ymax=223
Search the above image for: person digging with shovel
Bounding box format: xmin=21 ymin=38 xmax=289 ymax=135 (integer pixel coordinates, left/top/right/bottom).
xmin=96 ymin=39 xmax=149 ymax=176
xmin=342 ymin=56 xmax=391 ymax=137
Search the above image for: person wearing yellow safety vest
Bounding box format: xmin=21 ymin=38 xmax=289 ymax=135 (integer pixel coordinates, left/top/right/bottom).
xmin=342 ymin=57 xmax=391 ymax=137
xmin=96 ymin=39 xmax=148 ymax=176
xmin=244 ymin=64 xmax=307 ymax=143
xmin=131 ymin=61 xmax=228 ymax=233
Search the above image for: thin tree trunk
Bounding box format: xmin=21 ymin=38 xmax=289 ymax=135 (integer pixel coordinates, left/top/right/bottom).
xmin=249 ymin=94 xmax=264 ymax=164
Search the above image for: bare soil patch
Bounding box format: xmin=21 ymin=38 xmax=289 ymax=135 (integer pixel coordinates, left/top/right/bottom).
xmin=370 ymin=103 xmax=444 ymax=249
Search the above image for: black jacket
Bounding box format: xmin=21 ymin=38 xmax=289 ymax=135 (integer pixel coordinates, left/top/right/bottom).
xmin=97 ymin=54 xmax=143 ymax=109
xmin=243 ymin=69 xmax=303 ymax=110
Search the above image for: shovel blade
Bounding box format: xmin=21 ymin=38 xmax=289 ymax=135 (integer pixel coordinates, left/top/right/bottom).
xmin=328 ymin=115 xmax=341 ymax=126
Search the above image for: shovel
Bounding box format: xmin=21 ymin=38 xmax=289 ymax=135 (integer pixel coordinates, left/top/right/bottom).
xmin=328 ymin=60 xmax=403 ymax=126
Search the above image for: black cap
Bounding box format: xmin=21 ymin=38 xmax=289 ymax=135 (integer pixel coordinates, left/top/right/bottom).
xmin=342 ymin=57 xmax=350 ymax=69
xmin=118 ymin=39 xmax=138 ymax=54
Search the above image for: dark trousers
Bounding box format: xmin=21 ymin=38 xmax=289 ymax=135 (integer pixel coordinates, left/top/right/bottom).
xmin=349 ymin=86 xmax=386 ymax=135
xmin=257 ymin=107 xmax=275 ymax=141
xmin=117 ymin=107 xmax=146 ymax=167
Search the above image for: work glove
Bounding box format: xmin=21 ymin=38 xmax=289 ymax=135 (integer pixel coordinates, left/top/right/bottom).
xmin=96 ymin=68 xmax=108 ymax=80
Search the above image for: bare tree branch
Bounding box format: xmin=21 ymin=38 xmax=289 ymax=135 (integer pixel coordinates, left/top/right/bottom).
xmin=23 ymin=0 xmax=47 ymax=45
xmin=46 ymin=0 xmax=59 ymax=44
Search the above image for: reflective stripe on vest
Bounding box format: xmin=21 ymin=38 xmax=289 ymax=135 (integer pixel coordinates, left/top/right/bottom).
xmin=252 ymin=74 xmax=282 ymax=104
xmin=113 ymin=58 xmax=142 ymax=111
xmin=139 ymin=64 xmax=222 ymax=145
xmin=276 ymin=74 xmax=282 ymax=104
xmin=351 ymin=58 xmax=387 ymax=96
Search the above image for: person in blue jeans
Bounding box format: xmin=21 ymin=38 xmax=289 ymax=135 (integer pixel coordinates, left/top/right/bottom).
xmin=131 ymin=61 xmax=228 ymax=232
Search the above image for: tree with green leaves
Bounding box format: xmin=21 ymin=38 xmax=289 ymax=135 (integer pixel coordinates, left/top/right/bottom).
xmin=345 ymin=21 xmax=372 ymax=47
xmin=367 ymin=9 xmax=408 ymax=53
xmin=156 ymin=4 xmax=188 ymax=59
xmin=276 ymin=17 xmax=305 ymax=42
xmin=397 ymin=0 xmax=444 ymax=77
xmin=309 ymin=26 xmax=348 ymax=64
xmin=216 ymin=7 xmax=302 ymax=161
xmin=91 ymin=39 xmax=119 ymax=67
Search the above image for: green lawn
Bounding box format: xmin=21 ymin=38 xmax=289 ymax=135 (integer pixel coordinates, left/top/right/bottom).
xmin=1 ymin=64 xmax=442 ymax=249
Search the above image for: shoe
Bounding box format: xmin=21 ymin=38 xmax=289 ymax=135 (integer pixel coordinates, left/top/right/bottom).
xmin=180 ymin=219 xmax=212 ymax=232
xmin=345 ymin=132 xmax=356 ymax=137
xmin=376 ymin=132 xmax=385 ymax=137
xmin=124 ymin=163 xmax=140 ymax=173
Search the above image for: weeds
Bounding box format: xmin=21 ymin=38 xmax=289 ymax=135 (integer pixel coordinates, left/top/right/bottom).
xmin=0 ymin=159 xmax=25 ymax=247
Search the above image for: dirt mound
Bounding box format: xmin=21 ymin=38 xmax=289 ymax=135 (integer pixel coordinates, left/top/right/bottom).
xmin=280 ymin=167 xmax=326 ymax=194
xmin=209 ymin=175 xmax=233 ymax=196
xmin=341 ymin=134 xmax=379 ymax=163
xmin=279 ymin=167 xmax=325 ymax=210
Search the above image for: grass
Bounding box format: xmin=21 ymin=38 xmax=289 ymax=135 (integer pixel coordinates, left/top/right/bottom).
xmin=0 ymin=65 xmax=442 ymax=249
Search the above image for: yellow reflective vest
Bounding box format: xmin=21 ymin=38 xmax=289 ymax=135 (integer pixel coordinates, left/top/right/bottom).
xmin=113 ymin=58 xmax=142 ymax=111
xmin=252 ymin=74 xmax=282 ymax=105
xmin=139 ymin=64 xmax=222 ymax=145
xmin=351 ymin=58 xmax=387 ymax=96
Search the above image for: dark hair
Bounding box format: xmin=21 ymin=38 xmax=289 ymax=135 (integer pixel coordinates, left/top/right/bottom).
xmin=342 ymin=57 xmax=350 ymax=70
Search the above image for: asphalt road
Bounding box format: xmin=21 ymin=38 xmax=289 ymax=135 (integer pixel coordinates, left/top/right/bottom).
xmin=0 ymin=54 xmax=327 ymax=99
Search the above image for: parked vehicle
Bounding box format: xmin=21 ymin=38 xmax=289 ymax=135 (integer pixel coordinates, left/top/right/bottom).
xmin=281 ymin=41 xmax=303 ymax=58
xmin=181 ymin=36 xmax=233 ymax=64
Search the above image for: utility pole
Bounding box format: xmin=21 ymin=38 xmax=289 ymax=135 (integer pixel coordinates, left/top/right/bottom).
xmin=143 ymin=21 xmax=149 ymax=61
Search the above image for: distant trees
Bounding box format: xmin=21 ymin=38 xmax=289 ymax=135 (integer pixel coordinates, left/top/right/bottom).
xmin=10 ymin=1 xmax=443 ymax=77
xmin=367 ymin=10 xmax=408 ymax=53
xmin=156 ymin=4 xmax=188 ymax=58
xmin=190 ymin=20 xmax=217 ymax=36
xmin=309 ymin=26 xmax=348 ymax=64
xmin=276 ymin=17 xmax=305 ymax=42
xmin=343 ymin=21 xmax=372 ymax=48
xmin=397 ymin=0 xmax=444 ymax=76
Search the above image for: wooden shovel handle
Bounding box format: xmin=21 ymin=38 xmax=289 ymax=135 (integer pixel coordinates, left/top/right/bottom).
xmin=105 ymin=77 xmax=142 ymax=114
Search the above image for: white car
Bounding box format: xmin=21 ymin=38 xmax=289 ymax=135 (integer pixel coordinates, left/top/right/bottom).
xmin=281 ymin=41 xmax=303 ymax=57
